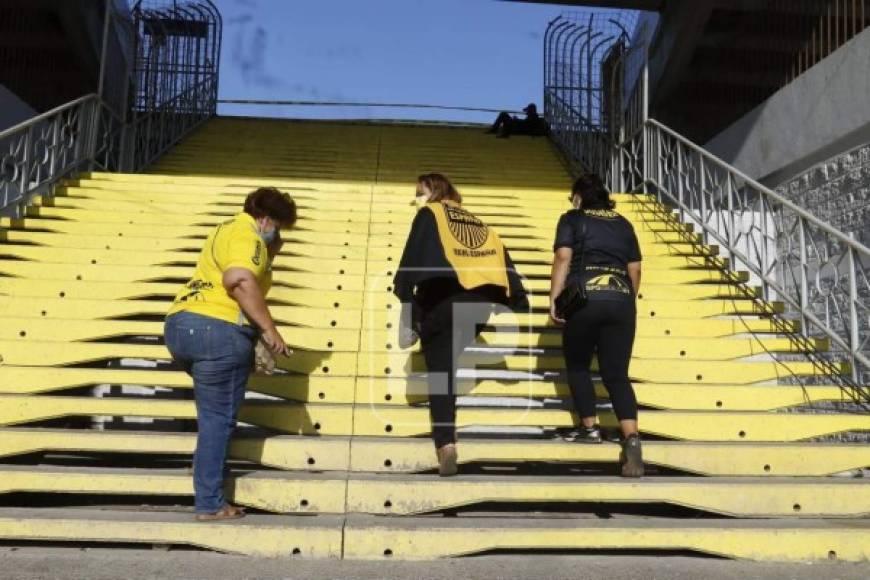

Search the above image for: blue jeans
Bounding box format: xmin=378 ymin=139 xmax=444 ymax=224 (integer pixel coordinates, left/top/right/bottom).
xmin=164 ymin=311 xmax=257 ymax=513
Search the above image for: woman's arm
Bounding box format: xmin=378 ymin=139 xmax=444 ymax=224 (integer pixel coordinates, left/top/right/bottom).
xmin=627 ymin=261 xmax=642 ymax=296
xmin=223 ymin=267 xmax=290 ymax=356
xmin=549 ymin=247 xmax=573 ymax=324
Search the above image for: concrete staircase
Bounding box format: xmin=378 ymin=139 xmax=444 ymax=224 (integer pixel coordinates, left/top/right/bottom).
xmin=0 ymin=118 xmax=867 ymax=560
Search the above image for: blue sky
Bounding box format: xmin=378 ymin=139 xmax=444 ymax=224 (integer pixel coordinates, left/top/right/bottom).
xmin=213 ymin=0 xmax=627 ymax=123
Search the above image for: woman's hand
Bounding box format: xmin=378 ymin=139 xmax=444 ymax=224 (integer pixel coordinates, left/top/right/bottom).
xmin=261 ymin=325 xmax=292 ymax=357
xmin=550 ymin=247 xmax=571 ymax=326
xmin=549 ymin=302 xmax=566 ymax=325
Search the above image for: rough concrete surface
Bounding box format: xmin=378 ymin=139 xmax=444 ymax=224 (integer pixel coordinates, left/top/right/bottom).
xmin=0 ymin=547 xmax=868 ymax=580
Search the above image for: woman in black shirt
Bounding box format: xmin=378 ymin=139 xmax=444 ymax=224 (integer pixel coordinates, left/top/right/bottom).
xmin=549 ymin=174 xmax=644 ymax=477
xmin=394 ymin=173 xmax=529 ymax=476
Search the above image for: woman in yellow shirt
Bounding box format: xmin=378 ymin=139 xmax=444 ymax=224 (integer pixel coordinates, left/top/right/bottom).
xmin=164 ymin=187 xmax=296 ymax=520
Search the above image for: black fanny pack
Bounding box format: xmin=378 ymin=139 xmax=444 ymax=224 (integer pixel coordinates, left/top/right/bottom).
xmin=555 ymin=213 xmax=588 ymax=320
xmin=555 ymin=281 xmax=587 ymax=320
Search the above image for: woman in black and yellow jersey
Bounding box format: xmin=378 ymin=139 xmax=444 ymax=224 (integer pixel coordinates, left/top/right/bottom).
xmin=549 ymin=174 xmax=644 ymax=477
xmin=164 ymin=187 xmax=297 ymax=519
xmin=393 ymin=173 xmax=529 ymax=476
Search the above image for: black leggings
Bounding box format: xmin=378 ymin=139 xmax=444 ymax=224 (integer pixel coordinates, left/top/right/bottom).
xmin=419 ymin=292 xmax=494 ymax=448
xmin=562 ymin=300 xmax=638 ymax=422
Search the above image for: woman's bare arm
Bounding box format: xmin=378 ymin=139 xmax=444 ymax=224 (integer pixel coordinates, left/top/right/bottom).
xmin=627 ymin=261 xmax=642 ymax=296
xmin=549 ymin=247 xmax=573 ymax=324
xmin=223 ymin=267 xmax=290 ymax=356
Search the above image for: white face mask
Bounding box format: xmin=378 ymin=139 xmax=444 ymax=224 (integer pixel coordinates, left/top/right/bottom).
xmin=257 ymin=218 xmax=278 ymax=243
xmin=260 ymin=227 xmax=278 ymax=244
xmin=414 ymin=193 xmax=430 ymax=210
xmin=571 ymin=195 xmax=582 ymax=210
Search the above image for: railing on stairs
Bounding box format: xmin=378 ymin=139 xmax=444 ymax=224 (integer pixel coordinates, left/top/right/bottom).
xmin=544 ymin=13 xmax=870 ymax=395
xmin=0 ymin=0 xmax=221 ymax=218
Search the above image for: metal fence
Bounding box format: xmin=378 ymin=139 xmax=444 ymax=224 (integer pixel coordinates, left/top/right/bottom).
xmin=0 ymin=96 xmax=123 ymax=217
xmin=0 ymin=0 xmax=222 ymax=217
xmin=544 ymin=15 xmax=870 ymax=394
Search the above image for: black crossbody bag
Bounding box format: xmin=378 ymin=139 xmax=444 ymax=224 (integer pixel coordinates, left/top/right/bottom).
xmin=554 ymin=214 xmax=587 ymax=320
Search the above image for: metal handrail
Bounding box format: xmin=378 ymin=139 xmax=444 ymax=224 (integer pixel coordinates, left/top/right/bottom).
xmin=218 ymin=99 xmax=523 ymax=116
xmin=0 ymin=94 xmax=120 ymax=217
xmin=1 ymin=0 xmax=222 ymax=216
xmin=0 ymin=94 xmax=98 ymax=141
xmin=648 ymin=119 xmax=870 ymax=256
xmin=544 ymin=15 xmax=869 ymax=391
xmin=640 ymin=121 xmax=869 ymax=368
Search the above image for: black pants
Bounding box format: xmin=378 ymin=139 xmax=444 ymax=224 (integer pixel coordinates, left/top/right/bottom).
xmin=562 ymin=300 xmax=638 ymax=421
xmin=490 ymin=112 xmax=517 ymax=136
xmin=419 ymin=291 xmax=494 ymax=448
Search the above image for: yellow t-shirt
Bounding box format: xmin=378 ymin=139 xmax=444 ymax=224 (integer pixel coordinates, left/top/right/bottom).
xmin=167 ymin=213 xmax=272 ymax=325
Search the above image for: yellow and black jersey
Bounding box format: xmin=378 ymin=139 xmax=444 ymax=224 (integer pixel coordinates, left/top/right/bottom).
xmin=554 ymin=208 xmax=641 ymax=302
xmin=393 ymin=201 xmax=528 ymax=310
xmin=167 ymin=212 xmax=272 ymax=324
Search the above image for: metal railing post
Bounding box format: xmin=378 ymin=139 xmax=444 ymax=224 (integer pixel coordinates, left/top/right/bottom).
xmin=847 ymin=239 xmax=860 ymax=383
xmin=97 ymin=0 xmax=113 ymax=101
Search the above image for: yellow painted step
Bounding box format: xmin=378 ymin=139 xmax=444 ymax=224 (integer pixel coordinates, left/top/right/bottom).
xmin=0 ymin=428 xmax=350 ymax=471
xmin=342 ymin=516 xmax=870 ymax=561
xmin=0 ymin=245 xmax=367 ymax=275
xmin=0 ymin=317 xmax=358 ymax=351
xmin=355 ymin=376 xmax=849 ymax=411
xmin=0 ymin=261 xmax=363 ymax=291
xmin=2 ymin=427 xmax=867 ymax=477
xmin=0 ymin=508 xmax=344 ymax=557
xmin=20 ymin=205 xmax=372 ymax=234
xmin=346 ymin=437 xmax=870 ymax=476
xmin=360 ymin=334 xmax=823 ymax=359
xmin=367 ymin=242 xmax=719 ymax=261
xmin=0 ymin=366 xmax=355 ymax=402
xmin=364 ymin=270 xmax=750 ymax=292
xmin=362 ymin=313 xmax=794 ymax=338
xmin=344 ymin=475 xmax=870 ymax=517
xmin=0 ymin=229 xmax=369 ymax=260
xmin=0 ymin=279 xmax=364 ymax=309
xmin=0 ymin=466 xmax=345 ymax=514
xmin=0 ymin=396 xmax=350 ymax=435
xmin=351 ymin=405 xmax=869 ymax=441
xmin=0 ymin=340 xmax=353 ymax=375
xmin=35 ymin=193 xmax=682 ymax=233
xmin=0 ymin=298 xmax=359 ymax=329
xmin=57 ymin=184 xmax=677 ymax=223
xmin=0 ymin=217 xmax=370 ymax=246
xmin=363 ymin=299 xmax=784 ymax=322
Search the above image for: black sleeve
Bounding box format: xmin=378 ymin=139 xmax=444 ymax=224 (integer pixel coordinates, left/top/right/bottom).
xmin=553 ymin=212 xmax=575 ymax=251
xmin=504 ymin=248 xmax=529 ymax=310
xmin=626 ymin=220 xmax=642 ymax=262
xmin=392 ymin=208 xmax=436 ymax=302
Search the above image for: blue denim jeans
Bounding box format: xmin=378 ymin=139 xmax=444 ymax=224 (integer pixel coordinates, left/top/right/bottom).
xmin=164 ymin=311 xmax=257 ymax=513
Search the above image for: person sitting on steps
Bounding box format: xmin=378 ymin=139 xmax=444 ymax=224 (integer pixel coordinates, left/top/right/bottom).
xmin=487 ymin=103 xmax=550 ymax=138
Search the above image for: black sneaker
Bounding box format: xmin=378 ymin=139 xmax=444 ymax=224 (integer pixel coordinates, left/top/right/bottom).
xmin=620 ymin=433 xmax=644 ymax=477
xmin=560 ymin=425 xmax=602 ymax=444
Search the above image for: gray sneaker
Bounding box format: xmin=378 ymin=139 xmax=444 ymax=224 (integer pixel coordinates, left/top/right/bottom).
xmin=620 ymin=433 xmax=644 ymax=477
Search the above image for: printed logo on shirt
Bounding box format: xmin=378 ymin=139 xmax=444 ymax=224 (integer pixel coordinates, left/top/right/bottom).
xmin=175 ymin=279 xmax=213 ymax=303
xmin=252 ymin=240 xmax=263 ymax=266
xmin=445 ymin=205 xmax=489 ymax=249
xmin=585 ymin=209 xmax=619 ymax=219
xmin=586 ymin=273 xmax=632 ymax=294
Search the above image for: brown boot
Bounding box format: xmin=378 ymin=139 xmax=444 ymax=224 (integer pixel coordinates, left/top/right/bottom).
xmin=436 ymin=443 xmax=458 ymax=477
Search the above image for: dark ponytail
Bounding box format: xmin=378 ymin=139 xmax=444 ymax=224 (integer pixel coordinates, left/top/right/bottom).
xmin=571 ymin=174 xmax=615 ymax=211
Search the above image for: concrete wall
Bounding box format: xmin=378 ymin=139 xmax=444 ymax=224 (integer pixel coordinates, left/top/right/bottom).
xmin=0 ymin=84 xmax=37 ymax=132
xmin=705 ymin=26 xmax=870 ymax=188
xmin=777 ymin=142 xmax=870 ymax=248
